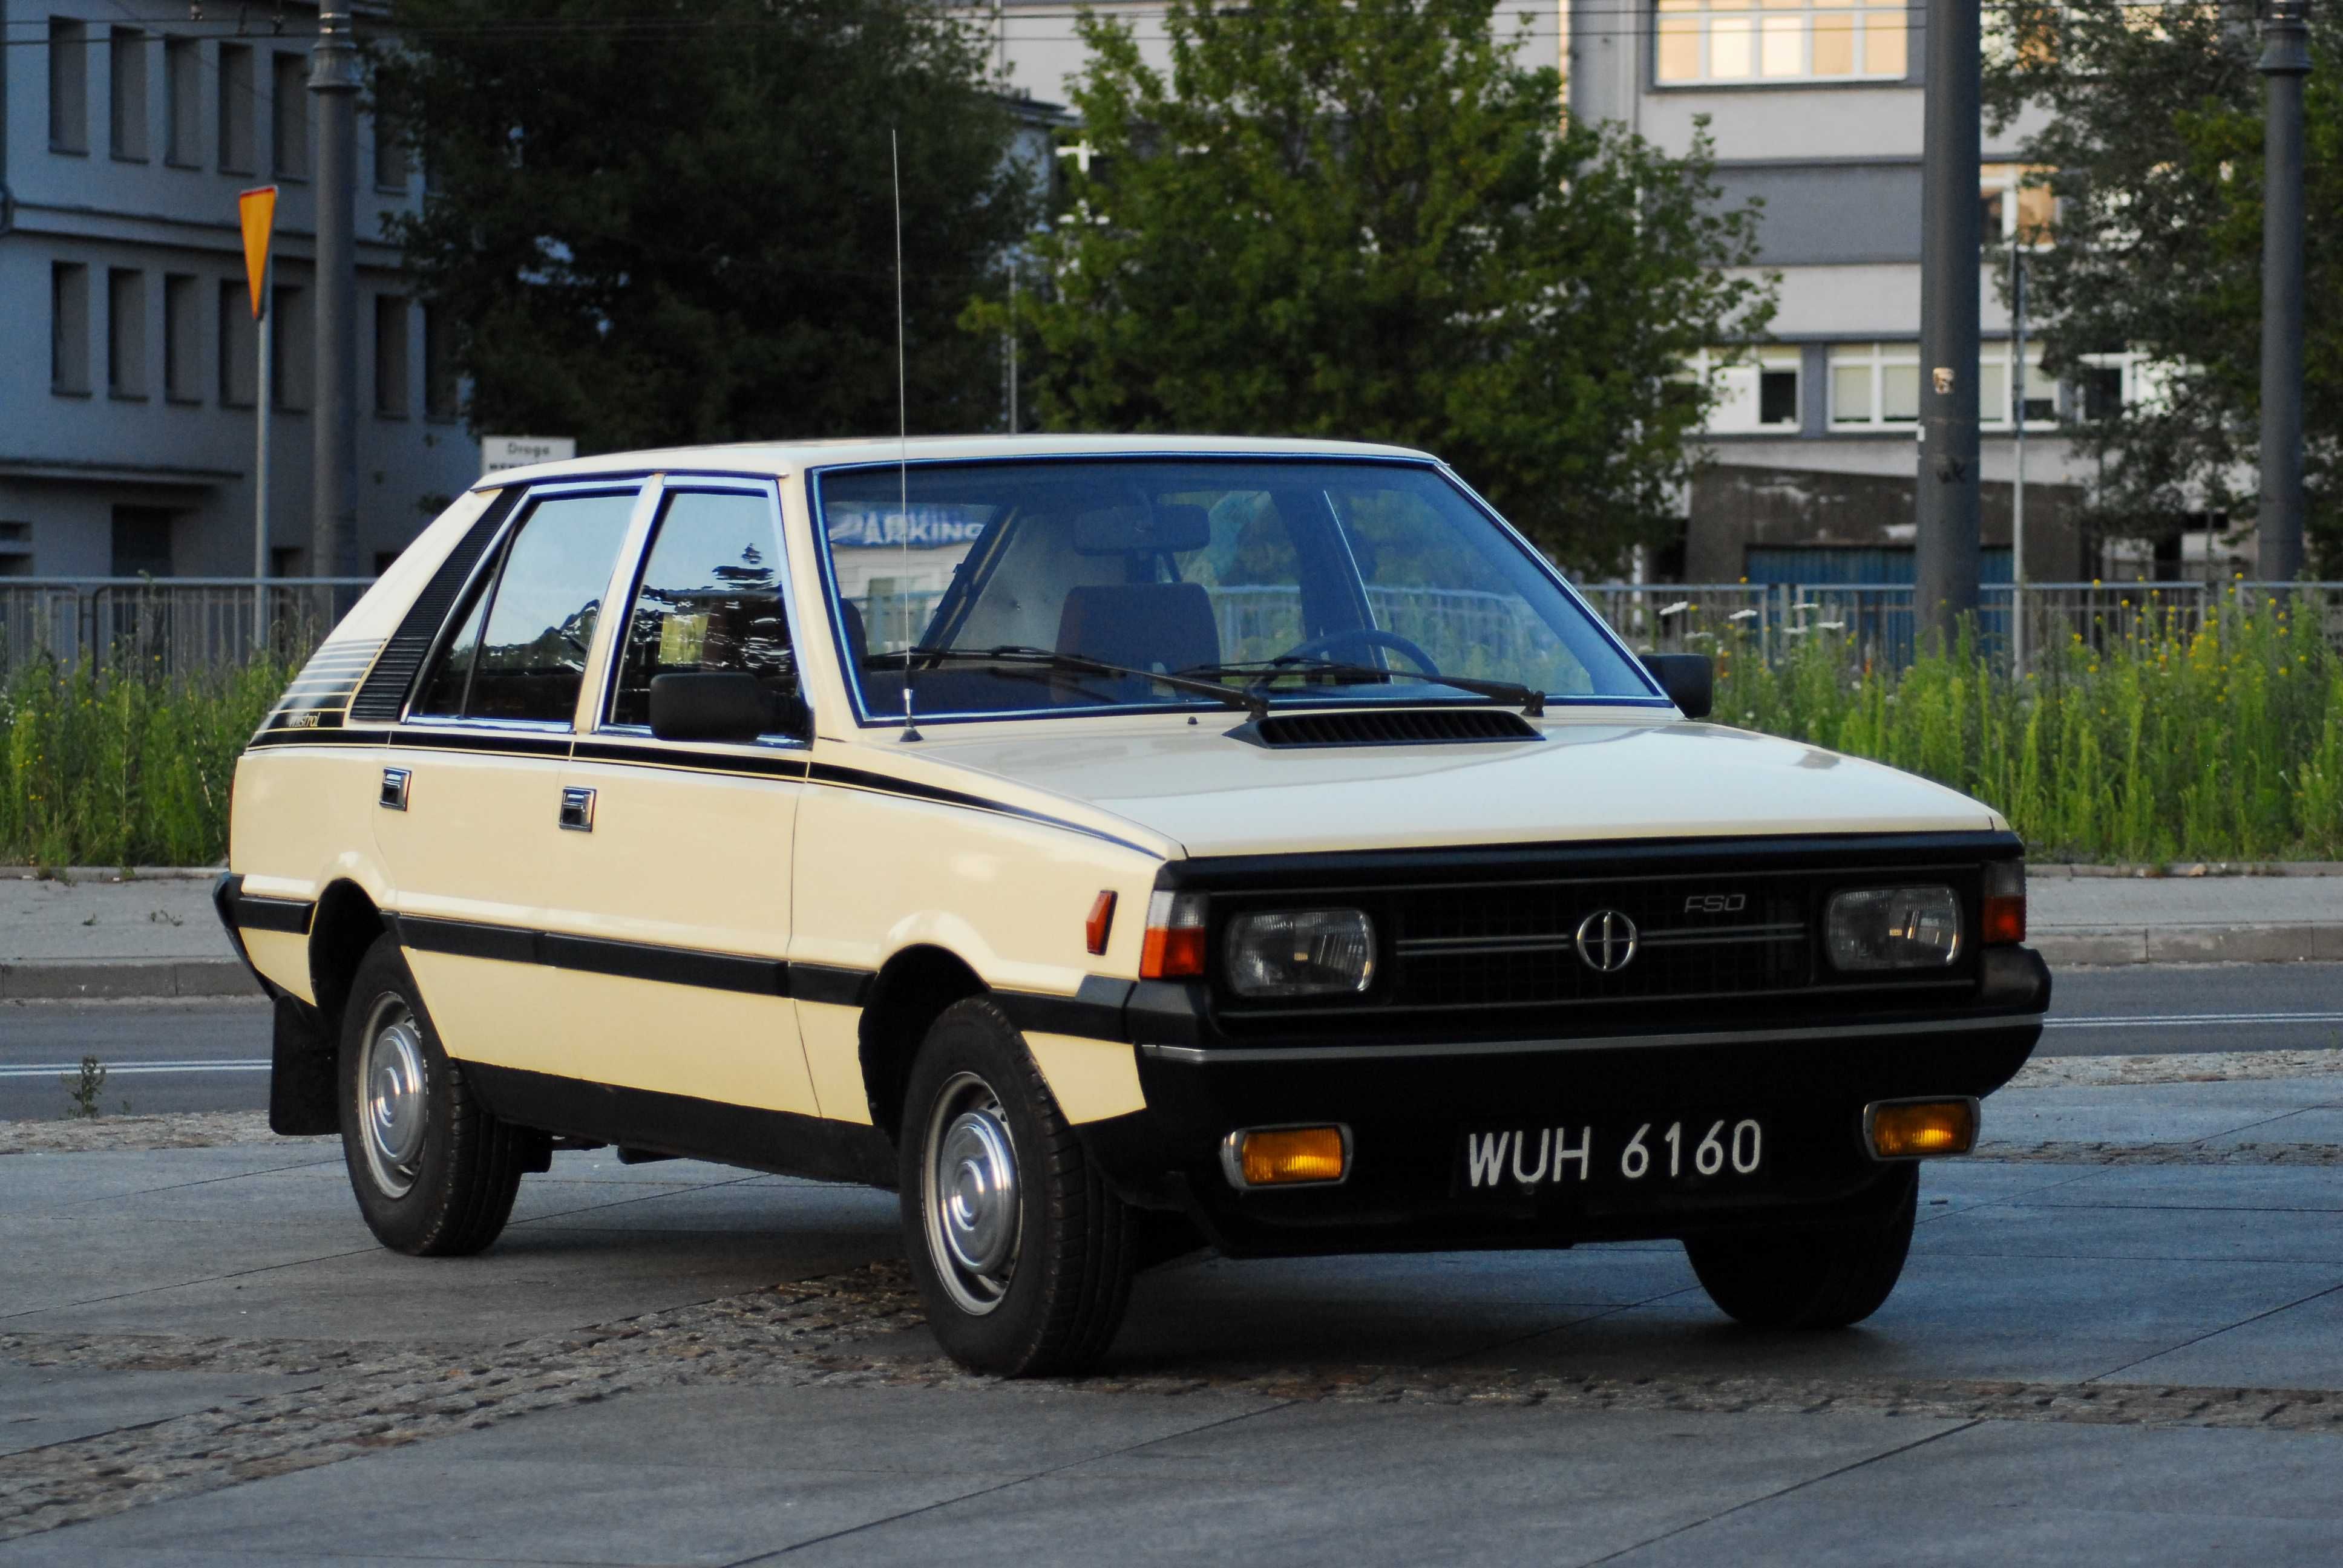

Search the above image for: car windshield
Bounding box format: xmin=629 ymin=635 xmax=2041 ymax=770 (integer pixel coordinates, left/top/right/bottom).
xmin=812 ymin=457 xmax=1659 ymax=723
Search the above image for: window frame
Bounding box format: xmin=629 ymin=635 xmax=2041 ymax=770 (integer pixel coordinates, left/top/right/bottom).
xmin=1827 ymin=341 xmax=1922 ymax=429
xmin=1652 ymin=0 xmax=1911 ymax=89
xmin=1689 ymin=346 xmax=1803 ymax=435
xmin=806 ymin=452 xmax=1670 ymax=731
xmin=401 ymin=479 xmax=652 ymax=733
xmin=592 ymin=476 xmax=813 ymax=749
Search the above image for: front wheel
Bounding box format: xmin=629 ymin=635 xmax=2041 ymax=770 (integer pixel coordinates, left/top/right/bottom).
xmin=1684 ymin=1166 xmax=1919 ymax=1330
xmin=338 ymin=934 xmax=531 ymax=1256
xmin=898 ymin=997 xmax=1135 ymax=1376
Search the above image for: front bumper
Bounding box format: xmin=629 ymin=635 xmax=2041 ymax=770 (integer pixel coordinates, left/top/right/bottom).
xmin=1076 ymin=946 xmax=2048 ymax=1258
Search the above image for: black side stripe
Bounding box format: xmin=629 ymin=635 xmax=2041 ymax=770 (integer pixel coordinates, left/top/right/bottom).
xmin=808 ymin=762 xmax=1158 ymax=854
xmin=396 ymin=915 xmax=789 ymax=997
xmin=229 ymin=892 xmax=316 ymax=935
xmin=571 ymin=739 xmax=810 ymax=780
xmin=390 ymin=913 xmax=1139 ymax=1039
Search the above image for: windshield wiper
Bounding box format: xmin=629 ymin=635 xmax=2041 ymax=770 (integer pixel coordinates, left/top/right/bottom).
xmin=897 ymin=645 xmax=1268 ymax=720
xmin=1181 ymin=657 xmax=1546 ymax=717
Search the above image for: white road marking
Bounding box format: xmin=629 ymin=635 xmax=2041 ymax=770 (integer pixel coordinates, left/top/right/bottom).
xmin=0 ymin=1060 xmax=270 ymax=1078
xmin=2045 ymin=1013 xmax=2343 ymax=1029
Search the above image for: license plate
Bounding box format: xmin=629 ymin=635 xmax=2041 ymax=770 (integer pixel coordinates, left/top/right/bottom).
xmin=1457 ymin=1117 xmax=1767 ymax=1195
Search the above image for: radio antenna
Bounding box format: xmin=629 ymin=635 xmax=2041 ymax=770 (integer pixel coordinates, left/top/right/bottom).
xmin=893 ymin=128 xmax=921 ymax=742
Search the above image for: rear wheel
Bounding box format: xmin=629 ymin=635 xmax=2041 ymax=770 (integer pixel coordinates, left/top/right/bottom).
xmin=1685 ymin=1166 xmax=1919 ymax=1330
xmin=898 ymin=996 xmax=1135 ymax=1376
xmin=338 ymin=935 xmax=529 ymax=1256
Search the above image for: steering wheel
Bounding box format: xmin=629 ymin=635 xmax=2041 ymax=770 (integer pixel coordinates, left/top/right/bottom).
xmin=1276 ymin=627 xmax=1441 ymax=676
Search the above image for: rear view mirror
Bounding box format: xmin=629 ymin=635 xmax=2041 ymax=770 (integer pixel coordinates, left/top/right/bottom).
xmin=649 ymin=671 xmax=804 ymax=742
xmin=1640 ymin=653 xmax=1713 ymax=720
xmin=1072 ymin=504 xmax=1210 ymax=555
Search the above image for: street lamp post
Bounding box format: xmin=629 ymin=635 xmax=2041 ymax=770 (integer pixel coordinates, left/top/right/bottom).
xmin=2257 ymin=0 xmax=2310 ymax=583
xmin=310 ymin=0 xmax=361 ymax=587
xmin=1916 ymin=0 xmax=1985 ymax=652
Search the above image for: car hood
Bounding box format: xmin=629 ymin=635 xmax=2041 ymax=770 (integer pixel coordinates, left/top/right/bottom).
xmin=908 ymin=714 xmax=2006 ymax=860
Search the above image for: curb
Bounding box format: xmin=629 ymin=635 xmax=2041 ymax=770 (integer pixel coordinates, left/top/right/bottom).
xmin=0 ymin=959 xmax=258 ymax=1000
xmin=2032 ymin=924 xmax=2343 ymax=968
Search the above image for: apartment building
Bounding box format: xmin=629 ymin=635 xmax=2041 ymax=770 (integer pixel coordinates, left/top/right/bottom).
xmin=979 ymin=0 xmax=2171 ymax=586
xmin=5 ymin=1 xmax=476 ymax=580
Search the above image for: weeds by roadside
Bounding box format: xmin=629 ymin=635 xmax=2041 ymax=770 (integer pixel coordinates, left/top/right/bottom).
xmin=60 ymin=1057 xmax=106 ymax=1120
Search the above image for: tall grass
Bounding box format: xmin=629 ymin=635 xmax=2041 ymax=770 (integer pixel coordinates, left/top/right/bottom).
xmin=1709 ymin=596 xmax=2343 ymax=862
xmin=0 ymin=655 xmax=290 ymax=867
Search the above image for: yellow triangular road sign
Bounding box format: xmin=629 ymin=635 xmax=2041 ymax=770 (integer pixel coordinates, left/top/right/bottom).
xmin=238 ymin=186 xmax=278 ymax=321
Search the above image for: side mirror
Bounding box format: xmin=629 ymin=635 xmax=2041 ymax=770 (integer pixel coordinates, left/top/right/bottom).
xmin=1640 ymin=653 xmax=1713 ymax=720
xmin=649 ymin=671 xmax=804 ymax=742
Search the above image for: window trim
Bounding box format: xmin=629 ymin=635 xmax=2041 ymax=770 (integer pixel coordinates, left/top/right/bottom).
xmin=805 ymin=452 xmax=1671 ymax=732
xmin=591 ymin=475 xmax=814 ymax=750
xmin=1827 ymin=340 xmax=1922 ymax=430
xmin=399 ymin=478 xmax=648 ymax=732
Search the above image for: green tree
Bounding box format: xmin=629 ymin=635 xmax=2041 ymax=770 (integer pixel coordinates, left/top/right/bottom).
xmin=1985 ymin=2 xmax=2341 ymax=569
xmin=969 ymin=0 xmax=1773 ymax=569
xmin=369 ymin=0 xmax=1029 ymax=452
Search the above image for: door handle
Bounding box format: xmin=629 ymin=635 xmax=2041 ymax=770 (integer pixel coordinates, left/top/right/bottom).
xmin=379 ymin=767 xmax=411 ymax=811
xmin=559 ymin=786 xmax=596 ymax=832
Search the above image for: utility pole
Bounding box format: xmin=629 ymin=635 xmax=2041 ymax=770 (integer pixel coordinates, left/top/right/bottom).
xmin=1916 ymin=0 xmax=1983 ymax=651
xmin=310 ymin=0 xmax=361 ymax=586
xmin=2257 ymin=0 xmax=2310 ymax=583
xmin=2011 ymin=245 xmax=2028 ymax=676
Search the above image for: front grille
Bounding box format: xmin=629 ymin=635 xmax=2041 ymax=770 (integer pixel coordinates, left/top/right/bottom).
xmin=1205 ymin=853 xmax=1984 ymax=1034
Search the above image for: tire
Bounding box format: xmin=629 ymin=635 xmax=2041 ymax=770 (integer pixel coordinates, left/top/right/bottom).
xmin=338 ymin=933 xmax=529 ymax=1256
xmin=1685 ymin=1166 xmax=1919 ymax=1330
xmin=897 ymin=996 xmax=1135 ymax=1376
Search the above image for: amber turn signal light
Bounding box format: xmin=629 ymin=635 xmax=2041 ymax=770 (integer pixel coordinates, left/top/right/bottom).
xmin=1982 ymin=859 xmax=2026 ymax=944
xmin=1086 ymin=890 xmax=1117 ymax=956
xmin=1139 ymin=890 xmax=1207 ymax=978
xmin=1221 ymin=1125 xmax=1349 ymax=1188
xmin=1865 ymin=1098 xmax=1979 ymax=1160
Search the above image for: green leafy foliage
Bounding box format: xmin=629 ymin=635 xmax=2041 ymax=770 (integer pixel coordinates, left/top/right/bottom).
xmin=968 ymin=0 xmax=1775 ymax=570
xmin=367 ymin=0 xmax=1031 ymax=450
xmin=1707 ymin=598 xmax=2343 ymax=862
xmin=1984 ymin=1 xmax=2341 ymax=567
xmin=0 ymin=656 xmax=289 ymax=867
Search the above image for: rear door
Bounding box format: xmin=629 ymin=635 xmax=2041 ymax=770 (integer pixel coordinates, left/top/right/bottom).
xmin=370 ymin=481 xmax=643 ymax=1067
xmin=548 ymin=479 xmax=820 ymax=1118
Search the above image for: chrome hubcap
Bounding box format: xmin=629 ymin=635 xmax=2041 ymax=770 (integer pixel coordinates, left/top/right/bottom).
xmin=922 ymin=1073 xmax=1020 ymax=1315
xmin=358 ymin=996 xmax=428 ymax=1200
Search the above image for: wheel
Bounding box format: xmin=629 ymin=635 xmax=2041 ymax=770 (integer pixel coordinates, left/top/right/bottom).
xmin=1684 ymin=1166 xmax=1919 ymax=1330
xmin=1276 ymin=627 xmax=1440 ymax=675
xmin=897 ymin=996 xmax=1135 ymax=1376
xmin=338 ymin=933 xmax=530 ymax=1256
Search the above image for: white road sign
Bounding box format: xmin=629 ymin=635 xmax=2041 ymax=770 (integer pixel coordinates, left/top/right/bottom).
xmin=480 ymin=435 xmax=577 ymax=477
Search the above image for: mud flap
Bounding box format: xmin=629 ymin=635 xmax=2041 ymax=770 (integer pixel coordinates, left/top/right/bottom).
xmin=269 ymin=995 xmax=339 ymax=1136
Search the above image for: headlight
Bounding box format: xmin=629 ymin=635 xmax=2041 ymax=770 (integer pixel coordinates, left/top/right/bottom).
xmin=1826 ymin=886 xmax=1961 ymax=970
xmin=1225 ymin=909 xmax=1375 ymax=998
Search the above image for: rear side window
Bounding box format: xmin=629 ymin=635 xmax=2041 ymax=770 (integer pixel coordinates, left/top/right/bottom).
xmin=410 ymin=489 xmax=637 ymax=724
xmin=608 ymin=489 xmax=797 ymax=731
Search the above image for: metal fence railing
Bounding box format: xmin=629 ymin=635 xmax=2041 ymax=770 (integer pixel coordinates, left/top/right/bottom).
xmin=5 ymin=577 xmax=2338 ymax=685
xmin=0 ymin=580 xmax=373 ymax=681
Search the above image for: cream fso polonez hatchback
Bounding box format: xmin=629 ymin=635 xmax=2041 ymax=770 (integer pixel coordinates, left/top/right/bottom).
xmin=218 ymin=436 xmax=2048 ymax=1374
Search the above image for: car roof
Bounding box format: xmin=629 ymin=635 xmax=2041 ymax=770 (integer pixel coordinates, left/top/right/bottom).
xmin=468 ymin=433 xmax=1440 ymax=491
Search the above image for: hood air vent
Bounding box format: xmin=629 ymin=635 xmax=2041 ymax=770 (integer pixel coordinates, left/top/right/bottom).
xmin=1231 ymin=708 xmax=1544 ymax=748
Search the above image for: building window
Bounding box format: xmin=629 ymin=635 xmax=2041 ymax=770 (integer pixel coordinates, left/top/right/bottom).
xmin=1981 ymin=341 xmax=2056 ymax=430
xmin=218 ymin=281 xmax=258 ymax=407
xmin=273 ymin=285 xmax=312 ymax=410
xmin=375 ymin=296 xmax=411 ymax=417
xmin=218 ymin=44 xmax=254 ymax=172
xmin=109 ymin=270 xmax=149 ymax=399
xmin=423 ymin=305 xmax=459 ymax=420
xmin=272 ymin=53 xmax=309 ymax=180
xmin=1656 ymin=0 xmax=1907 ymax=85
xmin=0 ymin=522 xmax=31 ymax=578
xmin=50 ymin=19 xmax=89 ymax=153
xmin=165 ymin=37 xmax=202 ymax=166
xmin=165 ymin=275 xmax=202 ymax=402
xmin=1981 ymin=163 xmax=2057 ymax=245
xmin=1693 ymin=347 xmax=1801 ymax=434
xmin=53 ymin=263 xmax=92 ymax=394
xmin=1829 ymin=341 xmax=1920 ymax=426
xmin=112 ymin=506 xmax=176 ymax=578
xmin=2077 ymin=350 xmax=2166 ymax=421
xmin=110 ymin=27 xmax=149 ymax=160
xmin=373 ymin=111 xmax=411 ymax=191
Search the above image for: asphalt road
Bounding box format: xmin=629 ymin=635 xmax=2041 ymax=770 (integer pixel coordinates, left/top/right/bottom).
xmin=0 ymin=964 xmax=2338 ymax=1124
